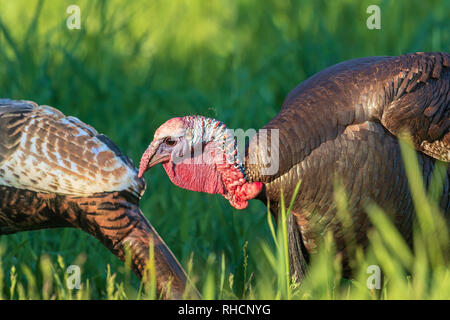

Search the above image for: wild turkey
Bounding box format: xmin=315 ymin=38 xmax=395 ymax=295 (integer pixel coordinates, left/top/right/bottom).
xmin=0 ymin=99 xmax=198 ymax=299
xmin=138 ymin=52 xmax=450 ymax=280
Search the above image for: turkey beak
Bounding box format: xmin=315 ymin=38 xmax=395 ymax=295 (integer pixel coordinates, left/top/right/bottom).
xmin=138 ymin=142 xmax=170 ymax=178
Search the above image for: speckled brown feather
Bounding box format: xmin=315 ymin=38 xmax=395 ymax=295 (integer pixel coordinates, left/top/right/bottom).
xmin=0 ymin=100 xmax=199 ymax=299
xmin=0 ymin=99 xmax=144 ymax=197
xmin=245 ymin=52 xmax=450 ymax=277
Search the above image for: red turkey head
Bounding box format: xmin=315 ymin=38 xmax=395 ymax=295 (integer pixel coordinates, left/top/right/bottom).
xmin=138 ymin=116 xmax=262 ymax=209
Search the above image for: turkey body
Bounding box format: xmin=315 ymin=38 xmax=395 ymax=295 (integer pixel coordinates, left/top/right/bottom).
xmin=0 ymin=100 xmax=196 ymax=299
xmin=138 ymin=52 xmax=450 ymax=282
xmin=244 ymin=52 xmax=450 ymax=278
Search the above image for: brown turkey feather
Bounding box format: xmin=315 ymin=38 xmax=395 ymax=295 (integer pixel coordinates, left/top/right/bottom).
xmin=0 ymin=100 xmax=198 ymax=299
xmin=0 ymin=99 xmax=144 ymax=197
xmin=244 ymin=52 xmax=450 ymax=279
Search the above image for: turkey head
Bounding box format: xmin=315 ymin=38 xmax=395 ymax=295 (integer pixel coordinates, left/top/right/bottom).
xmin=139 ymin=116 xmax=263 ymax=209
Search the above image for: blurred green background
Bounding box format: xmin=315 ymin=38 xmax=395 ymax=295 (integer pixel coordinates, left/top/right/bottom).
xmin=0 ymin=0 xmax=448 ymax=299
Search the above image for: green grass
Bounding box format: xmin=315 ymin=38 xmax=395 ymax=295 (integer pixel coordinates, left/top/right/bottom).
xmin=0 ymin=0 xmax=449 ymax=299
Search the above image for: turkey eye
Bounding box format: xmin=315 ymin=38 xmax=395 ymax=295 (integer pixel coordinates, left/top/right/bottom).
xmin=164 ymin=137 xmax=177 ymax=146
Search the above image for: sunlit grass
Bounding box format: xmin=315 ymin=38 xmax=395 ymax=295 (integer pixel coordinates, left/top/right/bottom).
xmin=2 ymin=137 xmax=447 ymax=300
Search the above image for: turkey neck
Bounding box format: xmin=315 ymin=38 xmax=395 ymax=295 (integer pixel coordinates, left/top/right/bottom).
xmin=245 ymin=53 xmax=450 ymax=185
xmin=244 ymin=57 xmax=386 ymax=185
xmin=0 ymin=186 xmax=199 ymax=299
xmin=60 ymin=191 xmax=200 ymax=299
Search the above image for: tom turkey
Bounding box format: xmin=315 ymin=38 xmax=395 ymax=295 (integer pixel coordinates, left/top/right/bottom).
xmin=138 ymin=52 xmax=450 ymax=279
xmin=0 ymin=99 xmax=198 ymax=299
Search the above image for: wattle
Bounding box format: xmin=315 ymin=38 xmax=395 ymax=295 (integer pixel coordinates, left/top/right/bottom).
xmin=163 ymin=159 xmax=263 ymax=210
xmin=161 ymin=139 xmax=263 ymax=209
xmin=163 ymin=161 xmax=225 ymax=195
